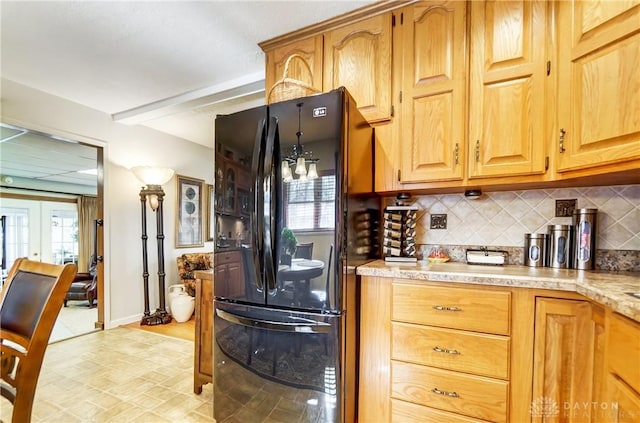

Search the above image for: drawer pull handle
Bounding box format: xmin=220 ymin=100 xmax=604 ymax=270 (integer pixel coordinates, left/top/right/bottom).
xmin=433 ymin=346 xmax=460 ymax=355
xmin=432 ymin=305 xmax=461 ymax=311
xmin=432 ymin=388 xmax=459 ymax=398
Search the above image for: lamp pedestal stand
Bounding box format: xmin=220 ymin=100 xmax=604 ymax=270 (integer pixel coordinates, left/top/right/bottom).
xmin=140 ymin=184 xmax=172 ymax=326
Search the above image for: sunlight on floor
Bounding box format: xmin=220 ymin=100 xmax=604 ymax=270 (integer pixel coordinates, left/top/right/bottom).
xmin=50 ymin=301 xmax=98 ymax=343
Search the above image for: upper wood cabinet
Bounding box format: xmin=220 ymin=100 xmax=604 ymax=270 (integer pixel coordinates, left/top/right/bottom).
xmin=264 ymin=36 xmax=323 ymax=104
xmin=468 ymin=0 xmax=548 ymax=179
xmin=323 ymin=14 xmax=393 ymax=123
xmin=399 ymin=1 xmax=467 ymax=183
xmin=556 ymin=1 xmax=640 ymax=173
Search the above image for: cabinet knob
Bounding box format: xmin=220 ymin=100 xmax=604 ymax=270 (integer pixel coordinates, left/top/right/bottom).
xmin=475 ymin=140 xmax=480 ymax=163
xmin=559 ymin=128 xmax=566 ymax=153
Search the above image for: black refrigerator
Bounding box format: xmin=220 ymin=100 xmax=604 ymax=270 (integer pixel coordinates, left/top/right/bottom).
xmin=212 ymin=88 xmax=379 ymax=423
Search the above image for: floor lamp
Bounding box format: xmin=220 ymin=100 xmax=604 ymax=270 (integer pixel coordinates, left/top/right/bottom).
xmin=132 ymin=166 xmax=175 ymax=326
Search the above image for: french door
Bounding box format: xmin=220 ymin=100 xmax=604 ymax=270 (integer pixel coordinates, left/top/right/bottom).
xmin=1 ymin=197 xmax=78 ymax=273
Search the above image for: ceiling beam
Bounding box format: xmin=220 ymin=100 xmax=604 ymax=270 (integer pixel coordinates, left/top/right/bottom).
xmin=112 ymin=72 xmax=265 ymax=125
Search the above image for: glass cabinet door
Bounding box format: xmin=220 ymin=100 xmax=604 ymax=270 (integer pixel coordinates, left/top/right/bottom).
xmin=225 ymin=166 xmax=236 ymax=213
xmin=215 ymin=158 xmax=225 ymax=211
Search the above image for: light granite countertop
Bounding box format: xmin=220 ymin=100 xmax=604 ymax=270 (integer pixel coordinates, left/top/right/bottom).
xmin=357 ymin=260 xmax=640 ymax=322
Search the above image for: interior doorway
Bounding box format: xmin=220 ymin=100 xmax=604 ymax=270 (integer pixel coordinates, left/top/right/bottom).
xmin=0 ymin=122 xmax=105 ymax=341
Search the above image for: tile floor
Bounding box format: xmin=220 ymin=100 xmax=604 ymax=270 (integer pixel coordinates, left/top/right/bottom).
xmin=1 ymin=327 xmax=214 ymax=423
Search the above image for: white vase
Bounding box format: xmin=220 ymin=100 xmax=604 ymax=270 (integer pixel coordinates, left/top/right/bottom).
xmin=171 ymin=294 xmax=195 ymax=323
xmin=168 ymin=284 xmax=186 ymax=310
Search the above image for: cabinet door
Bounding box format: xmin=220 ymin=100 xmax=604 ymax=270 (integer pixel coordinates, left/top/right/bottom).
xmin=324 ymin=13 xmax=392 ymax=123
xmin=214 ymin=264 xmax=227 ymax=297
xmin=556 ymin=1 xmax=640 ymax=172
xmin=226 ymin=261 xmax=245 ymax=298
xmin=265 ymin=36 xmax=323 ymax=104
xmin=196 ymin=277 xmax=213 ymax=378
xmin=607 ymin=374 xmax=640 ymax=423
xmin=532 ymin=298 xmax=600 ymax=421
xmin=468 ymin=0 xmax=547 ymax=179
xmin=399 ymin=1 xmax=467 ymax=183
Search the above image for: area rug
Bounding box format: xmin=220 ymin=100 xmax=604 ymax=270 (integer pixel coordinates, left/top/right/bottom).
xmin=216 ymin=323 xmax=332 ymax=392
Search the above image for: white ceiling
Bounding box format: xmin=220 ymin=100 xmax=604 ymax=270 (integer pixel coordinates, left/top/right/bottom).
xmin=1 ymin=0 xmax=375 ymax=148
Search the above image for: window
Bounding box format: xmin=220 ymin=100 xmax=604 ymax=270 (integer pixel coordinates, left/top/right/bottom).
xmin=50 ymin=209 xmax=79 ymax=265
xmin=284 ymin=173 xmax=336 ymax=231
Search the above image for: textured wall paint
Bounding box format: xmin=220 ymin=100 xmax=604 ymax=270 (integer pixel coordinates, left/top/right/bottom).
xmin=400 ymin=184 xmax=639 ymax=251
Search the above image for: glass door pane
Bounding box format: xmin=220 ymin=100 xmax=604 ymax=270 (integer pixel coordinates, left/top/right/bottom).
xmin=48 ymin=208 xmax=78 ymax=265
xmin=0 ymin=207 xmax=30 ymax=275
xmin=40 ymin=202 xmax=77 ymax=264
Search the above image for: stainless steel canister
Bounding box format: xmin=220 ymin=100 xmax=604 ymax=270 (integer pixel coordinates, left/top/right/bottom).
xmin=573 ymin=208 xmax=598 ymax=270
xmin=524 ymin=233 xmax=547 ymax=267
xmin=547 ymin=224 xmax=573 ymax=269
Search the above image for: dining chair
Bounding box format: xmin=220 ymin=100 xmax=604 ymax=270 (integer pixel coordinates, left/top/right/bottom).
xmin=294 ymin=242 xmax=314 ymax=259
xmin=0 ymin=258 xmax=77 ymax=423
xmin=310 ymin=244 xmax=333 ymax=309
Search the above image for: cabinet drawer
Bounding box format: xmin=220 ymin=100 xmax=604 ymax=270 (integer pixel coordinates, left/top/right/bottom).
xmin=391 ymin=361 xmax=508 ymax=422
xmin=392 ymin=398 xmax=490 ymax=423
xmin=392 ymin=322 xmax=510 ymax=379
xmin=392 ymin=282 xmax=511 ymax=335
xmin=215 ymin=251 xmax=240 ymax=265
xmin=608 ymin=313 xmax=640 ymax=394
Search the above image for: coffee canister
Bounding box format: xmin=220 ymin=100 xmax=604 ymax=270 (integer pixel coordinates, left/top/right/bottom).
xmin=573 ymin=208 xmax=598 ymax=270
xmin=524 ymin=233 xmax=547 ymax=267
xmin=547 ymin=224 xmax=573 ymax=269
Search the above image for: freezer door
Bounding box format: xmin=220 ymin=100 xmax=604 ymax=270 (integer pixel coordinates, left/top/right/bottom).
xmin=213 ymin=301 xmax=343 ymax=423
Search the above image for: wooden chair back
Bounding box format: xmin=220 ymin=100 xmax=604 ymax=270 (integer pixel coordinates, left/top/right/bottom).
xmin=0 ymin=258 xmax=77 ymax=423
xmin=294 ymin=242 xmax=314 ymax=259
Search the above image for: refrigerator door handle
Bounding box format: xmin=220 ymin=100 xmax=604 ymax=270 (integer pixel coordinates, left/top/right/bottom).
xmin=216 ymin=308 xmax=332 ymax=333
xmin=250 ymin=118 xmax=266 ymax=290
xmin=263 ymin=117 xmax=278 ymax=292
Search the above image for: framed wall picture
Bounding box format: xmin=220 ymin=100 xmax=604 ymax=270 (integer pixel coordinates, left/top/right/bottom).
xmin=175 ymin=174 xmax=205 ymax=248
xmin=206 ymin=184 xmax=214 ymax=242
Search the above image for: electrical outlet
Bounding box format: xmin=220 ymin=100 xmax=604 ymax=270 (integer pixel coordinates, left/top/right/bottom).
xmin=430 ymin=214 xmax=447 ymax=229
xmin=556 ymin=199 xmax=577 ymax=217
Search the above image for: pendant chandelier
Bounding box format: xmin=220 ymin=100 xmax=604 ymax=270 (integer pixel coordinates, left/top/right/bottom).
xmin=281 ymin=102 xmax=318 ymax=183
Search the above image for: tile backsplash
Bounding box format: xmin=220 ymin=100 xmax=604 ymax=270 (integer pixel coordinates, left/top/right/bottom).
xmin=391 ymin=184 xmax=639 ymax=251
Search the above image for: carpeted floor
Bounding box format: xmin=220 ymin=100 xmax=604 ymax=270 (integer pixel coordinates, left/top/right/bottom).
xmin=50 ymin=301 xmax=98 ymax=343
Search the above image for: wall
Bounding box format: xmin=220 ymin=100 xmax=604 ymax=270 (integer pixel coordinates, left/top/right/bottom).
xmin=1 ymin=78 xmax=215 ymax=327
xmin=406 ymin=184 xmax=639 ymax=250
xmin=387 ymin=184 xmax=639 ymax=269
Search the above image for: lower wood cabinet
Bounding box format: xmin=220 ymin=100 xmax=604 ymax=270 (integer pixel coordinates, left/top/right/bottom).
xmin=360 ymin=277 xmax=511 ymax=422
xmin=605 ymin=313 xmax=640 ymax=423
xmin=193 ymin=272 xmax=213 ymax=394
xmin=214 ymin=250 xmax=244 ymax=298
xmin=359 ymin=276 xmax=636 ymax=423
xmin=606 ymin=375 xmax=640 ymax=423
xmin=531 ymin=297 xmax=606 ymax=422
